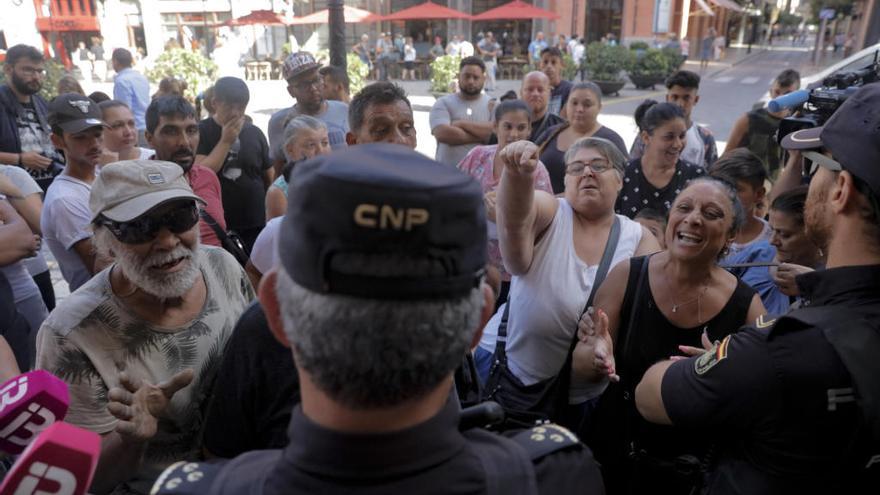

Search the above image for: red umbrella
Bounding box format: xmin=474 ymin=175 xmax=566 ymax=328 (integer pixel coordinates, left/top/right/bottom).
xmin=380 ymin=1 xmax=472 ymax=21
xmin=471 ymin=0 xmax=560 ymax=20
xmin=226 ymin=9 xmax=287 ymax=26
xmin=289 ymin=6 xmax=380 ymax=24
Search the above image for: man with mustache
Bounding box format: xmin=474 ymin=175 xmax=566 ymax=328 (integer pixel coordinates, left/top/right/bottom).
xmin=36 ymin=160 xmax=254 ymax=494
xmin=145 ymin=95 xmax=225 ymax=248
xmin=40 ymin=93 xmax=110 ymax=292
xmin=430 ymin=56 xmax=493 ymax=166
xmin=0 ymin=44 xmax=65 ymax=192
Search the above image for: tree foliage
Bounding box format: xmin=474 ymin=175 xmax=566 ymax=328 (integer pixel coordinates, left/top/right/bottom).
xmin=430 ymin=55 xmax=461 ymax=94
xmin=145 ymin=48 xmax=217 ymax=101
xmin=0 ymin=59 xmax=67 ymax=101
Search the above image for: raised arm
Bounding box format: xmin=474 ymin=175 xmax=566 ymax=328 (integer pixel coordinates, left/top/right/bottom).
xmin=496 ymin=140 xmax=558 ymax=275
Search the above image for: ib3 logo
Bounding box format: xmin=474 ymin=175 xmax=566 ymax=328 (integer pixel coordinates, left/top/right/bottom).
xmin=12 ymin=462 xmax=77 ymax=495
xmin=0 ymin=377 xmax=57 ymax=447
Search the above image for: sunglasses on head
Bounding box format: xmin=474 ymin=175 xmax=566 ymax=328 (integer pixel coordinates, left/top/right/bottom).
xmin=98 ymin=202 xmax=199 ymax=244
xmin=801 ymin=150 xmax=842 ymax=180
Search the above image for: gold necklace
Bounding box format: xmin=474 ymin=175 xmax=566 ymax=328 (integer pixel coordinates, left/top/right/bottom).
xmin=662 ymin=263 xmax=710 ymax=323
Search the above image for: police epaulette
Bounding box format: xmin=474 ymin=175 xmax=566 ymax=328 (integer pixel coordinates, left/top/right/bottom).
xmin=509 ymin=423 xmax=581 ymax=461
xmin=150 ymin=461 xmax=223 ymax=495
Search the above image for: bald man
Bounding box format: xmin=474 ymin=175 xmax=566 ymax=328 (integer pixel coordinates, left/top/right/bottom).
xmin=488 ymin=71 xmax=565 ymax=146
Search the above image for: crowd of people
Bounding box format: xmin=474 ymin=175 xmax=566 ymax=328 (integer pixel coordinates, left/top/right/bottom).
xmin=0 ymin=36 xmax=878 ymax=495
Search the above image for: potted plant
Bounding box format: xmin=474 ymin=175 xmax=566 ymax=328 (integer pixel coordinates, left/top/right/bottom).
xmin=430 ymin=55 xmax=461 ymax=97
xmin=628 ymin=48 xmax=669 ymax=89
xmin=660 ymin=47 xmax=686 ymax=77
xmin=584 ymin=43 xmax=632 ymax=96
xmin=146 ymin=48 xmax=217 ymax=101
xmin=629 ymin=41 xmax=650 ymax=58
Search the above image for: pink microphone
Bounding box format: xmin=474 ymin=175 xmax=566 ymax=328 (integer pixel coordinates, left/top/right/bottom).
xmin=0 ymin=421 xmax=100 ymax=495
xmin=0 ymin=370 xmax=70 ymax=454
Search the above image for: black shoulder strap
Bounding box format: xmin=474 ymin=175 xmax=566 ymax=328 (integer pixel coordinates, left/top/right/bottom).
xmin=198 ymin=208 xmax=230 ymax=243
xmin=822 ymin=316 xmax=880 ymax=440
xmin=619 ymin=253 xmax=652 ymax=370
xmin=508 ymin=423 xmax=582 ymax=461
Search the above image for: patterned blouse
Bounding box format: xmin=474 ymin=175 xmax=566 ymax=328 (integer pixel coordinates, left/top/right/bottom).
xmin=615 ymin=158 xmax=706 ymax=219
xmin=457 ymin=145 xmax=554 ymax=281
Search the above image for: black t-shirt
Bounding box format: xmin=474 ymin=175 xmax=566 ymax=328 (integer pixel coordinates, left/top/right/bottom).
xmin=615 ymin=157 xmax=706 ymax=219
xmin=536 ymin=123 xmax=629 ymax=194
xmin=202 ymin=302 xmax=299 ymax=458
xmin=197 ymin=118 xmax=271 ymax=230
xmin=549 ymin=79 xmax=572 ymax=117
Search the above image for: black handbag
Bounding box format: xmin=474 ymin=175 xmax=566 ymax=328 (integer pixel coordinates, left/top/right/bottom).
xmin=199 ymin=209 xmax=249 ymax=267
xmin=481 ymin=216 xmax=621 ymax=428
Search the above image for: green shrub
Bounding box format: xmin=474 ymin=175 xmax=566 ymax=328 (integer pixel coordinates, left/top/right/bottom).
xmin=660 ymin=47 xmax=686 ymax=76
xmin=562 ymin=52 xmax=579 ymax=80
xmin=146 ymin=48 xmax=217 ymax=101
xmin=629 ymin=41 xmax=650 ymax=51
xmin=584 ymin=43 xmax=633 ymax=82
xmin=0 ymin=59 xmax=67 ymax=101
xmin=629 ymin=48 xmax=669 ymax=78
xmin=346 ymin=52 xmax=369 ymax=95
xmin=430 ymin=55 xmax=461 ymax=94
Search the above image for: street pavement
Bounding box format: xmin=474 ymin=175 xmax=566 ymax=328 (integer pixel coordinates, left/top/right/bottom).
xmin=53 ymin=44 xmax=837 ymax=303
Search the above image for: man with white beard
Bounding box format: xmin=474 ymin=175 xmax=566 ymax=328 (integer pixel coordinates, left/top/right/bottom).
xmin=36 ymin=160 xmax=254 ymax=494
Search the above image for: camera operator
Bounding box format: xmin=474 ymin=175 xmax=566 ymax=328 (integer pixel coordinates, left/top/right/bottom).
xmin=634 ymin=83 xmax=880 ymax=494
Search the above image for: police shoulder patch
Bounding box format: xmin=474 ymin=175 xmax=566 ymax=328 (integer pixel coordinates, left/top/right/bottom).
xmin=150 ymin=461 xmax=222 ymax=495
xmin=510 ymin=423 xmax=581 ymax=461
xmin=694 ymin=334 xmax=731 ymax=375
xmin=755 ymin=314 xmax=776 ymax=329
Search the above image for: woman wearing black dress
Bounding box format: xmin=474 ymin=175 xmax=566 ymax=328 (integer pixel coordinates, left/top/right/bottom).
xmin=573 ymin=177 xmax=766 ymax=494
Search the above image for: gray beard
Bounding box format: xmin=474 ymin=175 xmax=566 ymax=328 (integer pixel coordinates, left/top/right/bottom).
xmin=115 ymin=241 xmax=201 ymax=300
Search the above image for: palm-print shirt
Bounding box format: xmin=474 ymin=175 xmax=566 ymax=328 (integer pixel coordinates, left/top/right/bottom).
xmin=36 ymin=246 xmax=255 ymax=494
xmin=457 ymin=144 xmax=553 ymax=281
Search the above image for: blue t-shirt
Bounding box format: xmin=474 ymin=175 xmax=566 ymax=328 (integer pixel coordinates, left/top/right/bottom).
xmin=723 ymin=240 xmax=791 ymax=315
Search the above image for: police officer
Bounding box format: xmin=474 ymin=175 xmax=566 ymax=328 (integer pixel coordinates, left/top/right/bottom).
xmin=151 ymin=144 xmax=604 ymax=494
xmin=633 ymin=83 xmax=880 ymax=494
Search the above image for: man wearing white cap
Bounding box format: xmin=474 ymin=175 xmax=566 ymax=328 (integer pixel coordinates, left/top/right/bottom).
xmin=36 ymin=160 xmax=254 ymax=494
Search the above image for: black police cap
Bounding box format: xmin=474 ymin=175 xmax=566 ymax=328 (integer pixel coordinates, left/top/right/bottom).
xmin=280 ymin=143 xmax=487 ymax=300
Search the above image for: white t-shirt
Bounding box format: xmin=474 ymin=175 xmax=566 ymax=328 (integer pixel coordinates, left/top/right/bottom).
xmin=41 ymin=174 xmax=93 ymax=292
xmin=460 ymin=41 xmax=475 ymax=57
xmin=404 ymin=45 xmax=417 ymax=62
xmin=0 ymin=164 xmax=49 ymax=276
xmin=478 ymin=199 xmax=643 ymax=402
xmin=137 ymin=147 xmax=154 ymax=160
xmin=0 ymin=192 xmax=39 ymax=304
xmin=429 ymin=93 xmax=492 ymax=167
xmin=681 ymin=123 xmax=707 ymax=168
xmin=249 ymin=216 xmax=282 ymax=275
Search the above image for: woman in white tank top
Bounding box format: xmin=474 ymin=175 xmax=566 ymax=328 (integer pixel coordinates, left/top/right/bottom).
xmin=474 ymin=137 xmax=660 ymax=405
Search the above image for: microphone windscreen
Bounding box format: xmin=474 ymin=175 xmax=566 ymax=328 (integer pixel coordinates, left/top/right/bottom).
xmin=0 ymin=370 xmax=70 ymax=454
xmin=0 ymin=421 xmax=100 ymax=495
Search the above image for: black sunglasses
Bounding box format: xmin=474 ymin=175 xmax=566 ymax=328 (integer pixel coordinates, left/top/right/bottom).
xmin=98 ymin=202 xmax=199 ymax=244
xmin=801 ymin=150 xmax=842 ymax=180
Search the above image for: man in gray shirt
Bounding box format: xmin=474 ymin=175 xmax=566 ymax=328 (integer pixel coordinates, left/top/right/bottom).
xmin=477 ymin=32 xmax=501 ymax=92
xmin=429 ymin=56 xmax=493 ymax=167
xmin=267 ymin=52 xmax=348 ymax=172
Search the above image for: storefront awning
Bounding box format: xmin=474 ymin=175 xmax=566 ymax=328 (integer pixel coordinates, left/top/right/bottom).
xmin=692 ymin=0 xmax=716 ymax=17
xmin=707 ymin=0 xmax=745 ymax=13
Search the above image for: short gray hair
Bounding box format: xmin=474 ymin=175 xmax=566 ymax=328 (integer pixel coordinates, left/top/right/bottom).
xmin=275 ymin=262 xmax=484 ymax=409
xmin=563 ymin=136 xmax=627 ymax=177
xmin=282 ymin=115 xmax=327 ymax=159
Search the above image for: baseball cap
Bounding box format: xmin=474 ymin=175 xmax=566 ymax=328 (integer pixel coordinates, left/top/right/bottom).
xmin=90 ymin=160 xmax=205 ymax=222
xmin=48 ymin=93 xmax=107 ymax=134
xmin=282 ymin=51 xmax=321 ymax=82
xmin=781 ymin=83 xmax=880 ymax=195
xmin=280 ymin=143 xmax=487 ymax=300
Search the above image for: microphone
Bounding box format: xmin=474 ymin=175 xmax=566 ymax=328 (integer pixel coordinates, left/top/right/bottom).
xmin=0 ymin=421 xmax=100 ymax=495
xmin=767 ymin=89 xmax=810 ymax=113
xmin=0 ymin=370 xmax=70 ymax=454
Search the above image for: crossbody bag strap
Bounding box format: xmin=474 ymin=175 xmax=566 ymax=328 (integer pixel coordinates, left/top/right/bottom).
xmin=198 ymin=208 xmax=230 ymax=243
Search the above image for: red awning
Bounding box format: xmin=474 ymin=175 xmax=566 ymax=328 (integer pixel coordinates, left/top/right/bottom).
xmin=226 ymin=10 xmax=287 ymax=26
xmin=289 ymin=6 xmax=381 ymax=25
xmin=380 ymin=1 xmax=472 ymax=21
xmin=707 ymin=0 xmax=745 ymax=12
xmin=471 ymin=0 xmax=560 ymax=21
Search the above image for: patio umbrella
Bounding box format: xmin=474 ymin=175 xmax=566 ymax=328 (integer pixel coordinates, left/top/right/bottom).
xmin=289 ymin=5 xmax=381 ymax=24
xmin=471 ymin=0 xmax=560 ymax=20
xmin=225 ymin=10 xmax=287 ymax=58
xmin=225 ymin=10 xmax=287 ymax=26
xmin=380 ymin=1 xmax=472 ymax=21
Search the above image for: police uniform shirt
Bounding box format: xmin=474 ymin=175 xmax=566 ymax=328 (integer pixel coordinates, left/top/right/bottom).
xmin=659 ymin=265 xmax=880 ymax=495
xmin=153 ymin=398 xmax=605 ymax=495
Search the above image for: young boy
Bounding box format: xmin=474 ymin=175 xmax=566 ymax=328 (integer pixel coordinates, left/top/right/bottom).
xmin=710 ymin=148 xmax=772 ymax=257
xmin=539 ymin=47 xmax=572 ymax=117
xmin=319 ymin=65 xmax=350 ymax=104
xmin=634 ymin=208 xmax=667 ymax=250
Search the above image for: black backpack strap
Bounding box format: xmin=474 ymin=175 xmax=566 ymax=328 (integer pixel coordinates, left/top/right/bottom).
xmin=198 ymin=208 xmax=229 ymax=243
